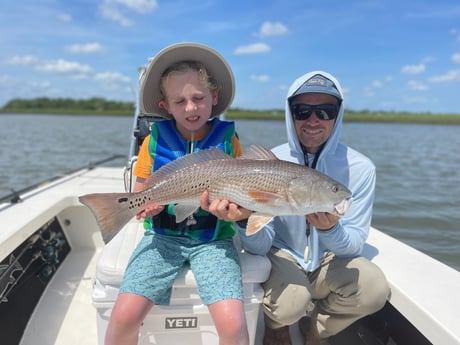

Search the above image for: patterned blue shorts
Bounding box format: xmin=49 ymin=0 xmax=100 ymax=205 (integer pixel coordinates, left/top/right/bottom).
xmin=119 ymin=231 xmax=243 ymax=305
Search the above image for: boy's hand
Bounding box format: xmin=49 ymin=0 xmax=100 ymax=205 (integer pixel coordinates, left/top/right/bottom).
xmin=136 ymin=203 xmax=164 ymax=219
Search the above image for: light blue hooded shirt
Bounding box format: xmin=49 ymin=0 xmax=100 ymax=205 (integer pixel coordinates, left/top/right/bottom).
xmin=237 ymin=71 xmax=376 ymax=272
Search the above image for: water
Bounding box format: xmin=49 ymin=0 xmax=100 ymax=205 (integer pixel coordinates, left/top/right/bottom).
xmin=0 ymin=114 xmax=133 ymax=192
xmin=1 ymin=114 xmax=459 ymax=271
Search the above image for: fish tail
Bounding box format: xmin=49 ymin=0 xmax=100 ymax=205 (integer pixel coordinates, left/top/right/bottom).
xmin=78 ymin=192 xmax=136 ymax=244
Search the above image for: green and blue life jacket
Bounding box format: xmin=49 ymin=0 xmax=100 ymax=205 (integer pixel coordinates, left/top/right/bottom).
xmin=144 ymin=118 xmax=236 ymax=242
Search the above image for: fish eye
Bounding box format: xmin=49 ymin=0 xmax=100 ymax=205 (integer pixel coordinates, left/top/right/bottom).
xmin=331 ymin=185 xmax=339 ymax=193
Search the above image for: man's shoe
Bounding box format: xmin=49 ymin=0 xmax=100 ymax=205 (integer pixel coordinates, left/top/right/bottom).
xmin=298 ymin=316 xmax=330 ymax=345
xmin=263 ymin=325 xmax=292 ymax=345
xmin=298 ymin=316 xmax=310 ymax=341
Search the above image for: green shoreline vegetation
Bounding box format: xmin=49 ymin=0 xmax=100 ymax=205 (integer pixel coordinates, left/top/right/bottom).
xmin=1 ymin=97 xmax=460 ymax=125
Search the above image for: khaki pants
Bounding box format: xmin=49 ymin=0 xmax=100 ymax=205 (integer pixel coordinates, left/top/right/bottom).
xmin=262 ymin=248 xmax=389 ymax=338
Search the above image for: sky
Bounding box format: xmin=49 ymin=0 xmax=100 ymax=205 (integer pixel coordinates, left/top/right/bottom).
xmin=1 ymin=0 xmax=460 ymax=114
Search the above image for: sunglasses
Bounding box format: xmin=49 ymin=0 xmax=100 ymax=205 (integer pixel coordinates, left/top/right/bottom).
xmin=291 ymin=103 xmax=339 ymax=121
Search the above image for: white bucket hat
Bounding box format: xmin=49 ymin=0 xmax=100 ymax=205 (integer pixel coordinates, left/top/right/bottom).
xmin=139 ymin=42 xmax=235 ymax=118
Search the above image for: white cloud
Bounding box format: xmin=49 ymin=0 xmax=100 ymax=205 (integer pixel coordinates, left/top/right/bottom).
xmin=6 ymin=56 xmax=95 ymax=77
xmin=6 ymin=55 xmax=39 ymax=65
xmin=234 ymin=43 xmax=271 ymax=55
xmin=367 ymin=76 xmax=392 ymax=91
xmin=250 ymin=74 xmax=270 ymax=82
xmin=450 ymin=28 xmax=460 ymax=42
xmin=65 ymin=43 xmax=106 ymax=54
xmin=100 ymin=0 xmax=157 ymax=26
xmin=36 ymin=59 xmax=92 ymax=74
xmin=100 ymin=5 xmax=132 ymax=26
xmin=0 ymin=75 xmax=16 ymax=84
xmin=429 ymin=69 xmax=460 ymax=82
xmin=30 ymin=81 xmax=51 ymax=89
xmin=401 ymin=64 xmax=426 ymax=74
xmin=421 ymin=56 xmax=435 ymax=64
xmin=407 ymin=80 xmax=428 ymax=91
xmin=57 ymin=13 xmax=72 ymax=22
xmin=363 ymin=87 xmax=375 ymax=97
xmin=115 ymin=0 xmax=158 ymax=13
xmin=259 ymin=22 xmax=288 ymax=38
xmin=402 ymin=95 xmax=427 ymax=104
xmin=452 ymin=53 xmax=460 ymax=64
xmin=94 ymin=72 xmax=131 ymax=83
xmin=372 ymin=80 xmax=383 ymax=88
xmin=72 ymin=74 xmax=90 ymax=80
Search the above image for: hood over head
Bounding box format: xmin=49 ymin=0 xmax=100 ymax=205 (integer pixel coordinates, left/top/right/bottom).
xmin=284 ymin=71 xmax=345 ymax=171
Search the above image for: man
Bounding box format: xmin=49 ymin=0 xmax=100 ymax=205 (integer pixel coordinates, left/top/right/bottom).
xmin=202 ymin=71 xmax=390 ymax=345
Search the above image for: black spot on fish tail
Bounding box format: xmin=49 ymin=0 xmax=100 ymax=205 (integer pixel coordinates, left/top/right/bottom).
xmin=127 ymin=196 xmax=148 ymax=209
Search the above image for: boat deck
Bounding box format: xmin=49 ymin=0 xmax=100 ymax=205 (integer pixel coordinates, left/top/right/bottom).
xmin=1 ymin=166 xmax=459 ymax=345
xmin=364 ymin=228 xmax=460 ymax=345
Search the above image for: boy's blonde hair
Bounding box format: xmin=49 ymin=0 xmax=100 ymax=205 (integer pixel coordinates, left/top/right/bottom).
xmin=159 ymin=61 xmax=219 ymax=101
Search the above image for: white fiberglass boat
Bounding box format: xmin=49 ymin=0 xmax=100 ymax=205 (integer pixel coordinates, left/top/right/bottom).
xmin=1 ymin=112 xmax=459 ymax=345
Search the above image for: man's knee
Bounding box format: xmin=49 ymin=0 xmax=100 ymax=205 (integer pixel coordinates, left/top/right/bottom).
xmin=359 ymin=267 xmax=390 ymax=314
xmin=263 ymin=287 xmax=313 ymax=326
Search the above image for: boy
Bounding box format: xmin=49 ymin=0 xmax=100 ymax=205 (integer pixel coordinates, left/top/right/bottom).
xmin=105 ymin=43 xmax=248 ymax=345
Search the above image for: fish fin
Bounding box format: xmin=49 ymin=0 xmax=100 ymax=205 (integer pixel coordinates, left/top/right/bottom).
xmin=245 ymin=214 xmax=273 ymax=235
xmin=239 ymin=145 xmax=278 ymax=160
xmin=144 ymin=148 xmax=231 ymax=187
xmin=174 ymin=204 xmax=200 ymax=223
xmin=79 ymin=193 xmax=137 ymax=244
xmin=247 ymin=190 xmax=284 ymax=203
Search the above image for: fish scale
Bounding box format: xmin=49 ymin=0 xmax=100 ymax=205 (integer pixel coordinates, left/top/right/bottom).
xmin=150 ymin=161 xmax=290 ymax=204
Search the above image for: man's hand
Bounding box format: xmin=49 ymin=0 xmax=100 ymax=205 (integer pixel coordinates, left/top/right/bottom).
xmin=200 ymin=190 xmax=252 ymax=222
xmin=136 ymin=203 xmax=164 ymax=220
xmin=306 ymin=212 xmax=339 ymax=231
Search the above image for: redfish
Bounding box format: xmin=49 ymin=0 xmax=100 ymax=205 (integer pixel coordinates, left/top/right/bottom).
xmin=79 ymin=145 xmax=352 ymax=244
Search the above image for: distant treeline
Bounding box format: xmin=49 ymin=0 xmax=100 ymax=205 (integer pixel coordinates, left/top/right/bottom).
xmin=0 ymin=97 xmax=135 ymax=115
xmin=2 ymin=97 xmax=460 ymax=125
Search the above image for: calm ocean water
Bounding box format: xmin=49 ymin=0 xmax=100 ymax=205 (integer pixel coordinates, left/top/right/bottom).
xmin=1 ymin=114 xmax=459 ymax=271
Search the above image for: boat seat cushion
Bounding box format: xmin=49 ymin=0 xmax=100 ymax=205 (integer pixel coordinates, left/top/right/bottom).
xmin=95 ymin=220 xmax=271 ymax=287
